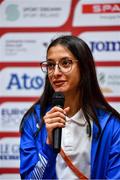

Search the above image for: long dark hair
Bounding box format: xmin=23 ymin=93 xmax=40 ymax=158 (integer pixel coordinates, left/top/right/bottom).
xmin=20 ymin=35 xmax=120 ymax=136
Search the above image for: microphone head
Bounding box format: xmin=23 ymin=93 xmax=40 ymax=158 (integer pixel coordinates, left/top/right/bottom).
xmin=52 ymin=92 xmax=65 ymax=108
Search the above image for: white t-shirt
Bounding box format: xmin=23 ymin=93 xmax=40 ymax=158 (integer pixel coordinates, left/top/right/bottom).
xmin=56 ymin=109 xmax=92 ymax=179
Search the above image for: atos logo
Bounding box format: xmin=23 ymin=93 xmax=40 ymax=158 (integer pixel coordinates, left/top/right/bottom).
xmin=0 ymin=68 xmax=45 ymax=97
xmin=90 ymin=41 xmax=120 ymax=52
xmin=7 ymin=73 xmax=44 ymax=90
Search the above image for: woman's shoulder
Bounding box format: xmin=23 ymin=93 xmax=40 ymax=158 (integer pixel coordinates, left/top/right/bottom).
xmin=21 ymin=103 xmax=41 ymax=131
xmin=96 ymin=108 xmax=120 ymax=120
xmin=22 ymin=103 xmax=51 ymax=128
xmin=96 ymin=108 xmax=120 ymax=130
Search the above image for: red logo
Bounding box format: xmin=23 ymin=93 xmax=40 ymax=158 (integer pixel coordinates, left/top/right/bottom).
xmin=82 ymin=3 xmax=120 ymax=14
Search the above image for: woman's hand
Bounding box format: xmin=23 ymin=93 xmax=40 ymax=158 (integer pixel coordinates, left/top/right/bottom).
xmin=43 ymin=106 xmax=70 ymax=145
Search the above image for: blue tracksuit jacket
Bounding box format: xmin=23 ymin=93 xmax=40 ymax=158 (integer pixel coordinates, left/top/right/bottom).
xmin=20 ymin=104 xmax=120 ymax=179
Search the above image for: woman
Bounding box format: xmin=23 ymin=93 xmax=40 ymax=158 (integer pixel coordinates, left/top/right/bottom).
xmin=20 ymin=35 xmax=120 ymax=179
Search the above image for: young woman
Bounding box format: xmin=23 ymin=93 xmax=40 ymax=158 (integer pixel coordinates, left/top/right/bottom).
xmin=20 ymin=35 xmax=120 ymax=179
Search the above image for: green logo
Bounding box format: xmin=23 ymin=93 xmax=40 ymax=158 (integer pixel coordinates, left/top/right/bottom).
xmin=5 ymin=4 xmax=20 ymax=21
xmin=98 ymin=72 xmax=105 ymax=84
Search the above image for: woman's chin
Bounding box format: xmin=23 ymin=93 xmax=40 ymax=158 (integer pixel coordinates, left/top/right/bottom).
xmin=53 ymin=87 xmax=66 ymax=93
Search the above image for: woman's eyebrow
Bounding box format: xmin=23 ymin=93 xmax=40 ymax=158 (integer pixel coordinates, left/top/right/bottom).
xmin=47 ymin=56 xmax=72 ymax=62
xmin=47 ymin=58 xmax=55 ymax=61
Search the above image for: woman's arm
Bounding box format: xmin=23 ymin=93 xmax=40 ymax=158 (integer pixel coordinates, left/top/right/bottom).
xmin=20 ymin=114 xmax=57 ymax=179
xmin=106 ymin=117 xmax=120 ymax=179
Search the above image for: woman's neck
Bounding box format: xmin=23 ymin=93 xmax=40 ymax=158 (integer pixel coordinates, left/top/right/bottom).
xmin=64 ymin=92 xmax=81 ymax=117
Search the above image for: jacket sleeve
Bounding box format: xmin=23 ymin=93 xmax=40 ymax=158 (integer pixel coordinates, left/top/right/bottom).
xmin=106 ymin=117 xmax=120 ymax=179
xmin=20 ymin=114 xmax=57 ymax=179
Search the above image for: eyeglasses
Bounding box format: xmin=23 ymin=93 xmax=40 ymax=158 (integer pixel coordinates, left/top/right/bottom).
xmin=40 ymin=58 xmax=78 ymax=74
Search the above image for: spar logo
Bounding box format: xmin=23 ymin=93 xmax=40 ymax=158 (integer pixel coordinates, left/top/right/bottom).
xmin=82 ymin=3 xmax=120 ymax=14
xmin=73 ymin=1 xmax=120 ymax=26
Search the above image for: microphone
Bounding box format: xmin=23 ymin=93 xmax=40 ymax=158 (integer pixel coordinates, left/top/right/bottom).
xmin=52 ymin=92 xmax=65 ymax=153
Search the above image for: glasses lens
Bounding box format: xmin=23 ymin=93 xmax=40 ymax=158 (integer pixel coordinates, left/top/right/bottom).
xmin=47 ymin=61 xmax=55 ymax=74
xmin=59 ymin=59 xmax=72 ymax=73
xmin=41 ymin=62 xmax=47 ymax=73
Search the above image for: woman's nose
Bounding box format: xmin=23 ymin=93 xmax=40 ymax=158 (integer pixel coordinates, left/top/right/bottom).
xmin=53 ymin=64 xmax=62 ymax=75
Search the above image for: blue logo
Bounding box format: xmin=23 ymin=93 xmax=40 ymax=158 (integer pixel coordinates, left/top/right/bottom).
xmin=89 ymin=41 xmax=120 ymax=52
xmin=7 ymin=73 xmax=44 ymax=90
xmin=0 ymin=143 xmax=19 ymax=160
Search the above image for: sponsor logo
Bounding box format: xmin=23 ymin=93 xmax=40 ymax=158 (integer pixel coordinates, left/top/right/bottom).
xmin=97 ymin=72 xmax=105 ymax=84
xmin=96 ymin=67 xmax=120 ymax=96
xmin=1 ymin=1 xmax=71 ymax=27
xmin=73 ymin=0 xmax=120 ymax=26
xmin=79 ymin=31 xmax=120 ymax=61
xmin=0 ymin=68 xmax=45 ymax=97
xmin=90 ymin=40 xmax=120 ymax=52
xmin=82 ymin=3 xmax=120 ymax=14
xmin=0 ymin=102 xmax=33 ymax=132
xmin=0 ymin=143 xmax=19 ymax=160
xmin=5 ymin=4 xmax=20 ymax=21
xmin=0 ymin=138 xmax=20 ymax=167
xmin=0 ymin=32 xmax=70 ymax=62
xmin=7 ymin=73 xmax=43 ymax=90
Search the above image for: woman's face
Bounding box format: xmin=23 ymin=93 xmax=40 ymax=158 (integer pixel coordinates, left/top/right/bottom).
xmin=47 ymin=45 xmax=81 ymax=96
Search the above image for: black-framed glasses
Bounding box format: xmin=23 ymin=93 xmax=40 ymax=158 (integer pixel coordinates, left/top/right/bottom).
xmin=40 ymin=58 xmax=78 ymax=74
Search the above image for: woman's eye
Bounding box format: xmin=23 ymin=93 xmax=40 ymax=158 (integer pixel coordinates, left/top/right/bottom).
xmin=47 ymin=62 xmax=55 ymax=68
xmin=62 ymin=60 xmax=71 ymax=66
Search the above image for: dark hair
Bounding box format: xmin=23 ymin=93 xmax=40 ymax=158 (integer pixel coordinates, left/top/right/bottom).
xmin=20 ymin=35 xmax=120 ymax=136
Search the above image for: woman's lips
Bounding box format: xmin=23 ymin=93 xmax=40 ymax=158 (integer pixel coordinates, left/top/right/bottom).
xmin=53 ymin=81 xmax=65 ymax=86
